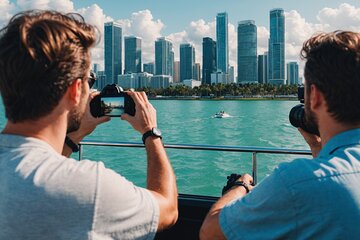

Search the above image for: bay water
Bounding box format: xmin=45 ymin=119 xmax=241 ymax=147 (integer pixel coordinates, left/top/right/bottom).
xmin=0 ymin=99 xmax=311 ymax=196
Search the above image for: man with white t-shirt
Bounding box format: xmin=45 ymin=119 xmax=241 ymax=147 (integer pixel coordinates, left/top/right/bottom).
xmin=0 ymin=10 xmax=177 ymax=239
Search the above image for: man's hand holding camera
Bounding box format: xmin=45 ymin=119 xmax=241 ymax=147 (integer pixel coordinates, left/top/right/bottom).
xmin=121 ymin=91 xmax=157 ymax=135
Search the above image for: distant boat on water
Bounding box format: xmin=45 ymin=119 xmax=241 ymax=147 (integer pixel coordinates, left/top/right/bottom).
xmin=214 ymin=111 xmax=231 ymax=118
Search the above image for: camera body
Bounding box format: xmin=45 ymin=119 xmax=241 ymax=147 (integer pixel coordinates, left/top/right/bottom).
xmin=289 ymin=85 xmax=319 ymax=135
xmin=90 ymin=84 xmax=136 ymax=117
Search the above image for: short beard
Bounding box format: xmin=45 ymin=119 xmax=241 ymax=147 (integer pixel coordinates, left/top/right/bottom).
xmin=66 ymin=106 xmax=84 ymax=134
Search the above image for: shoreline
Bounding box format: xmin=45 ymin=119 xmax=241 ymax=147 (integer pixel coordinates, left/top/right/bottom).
xmin=148 ymin=96 xmax=298 ymax=101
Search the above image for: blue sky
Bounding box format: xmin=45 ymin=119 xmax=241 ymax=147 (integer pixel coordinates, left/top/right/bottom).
xmin=2 ymin=0 xmax=360 ymax=75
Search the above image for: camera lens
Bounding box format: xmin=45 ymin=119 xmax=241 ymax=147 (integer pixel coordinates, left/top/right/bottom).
xmin=289 ymin=104 xmax=319 ymax=135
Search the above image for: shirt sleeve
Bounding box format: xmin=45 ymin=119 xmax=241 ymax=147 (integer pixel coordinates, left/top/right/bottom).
xmin=219 ymin=166 xmax=297 ymax=240
xmin=91 ymin=161 xmax=159 ymax=240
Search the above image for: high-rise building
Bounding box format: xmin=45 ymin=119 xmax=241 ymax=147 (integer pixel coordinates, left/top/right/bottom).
xmin=202 ymin=37 xmax=217 ymax=84
xmin=96 ymin=71 xmax=106 ymax=90
xmin=229 ymin=66 xmax=235 ymax=83
xmin=155 ymin=37 xmax=174 ymax=76
xmin=104 ymin=22 xmax=122 ymax=84
xmin=216 ymin=12 xmax=229 ymax=73
xmin=143 ymin=62 xmax=154 ymax=74
xmin=193 ymin=63 xmax=201 ymax=81
xmin=258 ymin=52 xmax=268 ymax=84
xmin=268 ymin=8 xmax=285 ymax=85
xmin=180 ymin=43 xmax=195 ymax=81
xmin=124 ymin=36 xmax=142 ymax=74
xmin=287 ymin=62 xmax=299 ymax=85
xmin=173 ymin=61 xmax=180 ymax=83
xmin=237 ymin=20 xmax=258 ymax=83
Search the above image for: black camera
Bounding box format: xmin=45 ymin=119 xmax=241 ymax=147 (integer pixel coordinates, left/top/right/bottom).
xmin=222 ymin=173 xmax=242 ymax=195
xmin=289 ymin=86 xmax=319 ymax=135
xmin=90 ymin=84 xmax=136 ymax=117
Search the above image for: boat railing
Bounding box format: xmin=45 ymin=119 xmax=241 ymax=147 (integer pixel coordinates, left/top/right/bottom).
xmin=78 ymin=140 xmax=312 ymax=185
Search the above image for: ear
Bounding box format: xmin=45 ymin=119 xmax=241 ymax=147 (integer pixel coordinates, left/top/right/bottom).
xmin=310 ymin=84 xmax=325 ymax=111
xmin=67 ymin=79 xmax=83 ymax=105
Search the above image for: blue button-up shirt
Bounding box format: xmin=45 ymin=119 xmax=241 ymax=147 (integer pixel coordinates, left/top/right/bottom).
xmin=220 ymin=128 xmax=360 ymax=239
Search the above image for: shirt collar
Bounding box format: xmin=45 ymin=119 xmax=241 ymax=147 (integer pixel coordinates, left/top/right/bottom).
xmin=318 ymin=128 xmax=360 ymax=157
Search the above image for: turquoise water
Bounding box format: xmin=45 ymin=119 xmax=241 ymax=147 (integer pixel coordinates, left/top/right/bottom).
xmin=0 ymin=99 xmax=311 ymax=196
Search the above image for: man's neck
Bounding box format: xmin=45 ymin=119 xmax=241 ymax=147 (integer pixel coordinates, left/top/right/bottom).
xmin=2 ymin=112 xmax=68 ymax=154
xmin=319 ymin=118 xmax=360 ymax=147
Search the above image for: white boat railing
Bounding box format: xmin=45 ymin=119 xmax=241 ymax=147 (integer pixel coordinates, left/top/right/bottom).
xmin=78 ymin=140 xmax=312 ymax=185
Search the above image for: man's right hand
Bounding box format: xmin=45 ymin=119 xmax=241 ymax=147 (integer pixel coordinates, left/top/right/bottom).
xmin=121 ymin=91 xmax=157 ymax=134
xmin=298 ymin=128 xmax=322 ymax=157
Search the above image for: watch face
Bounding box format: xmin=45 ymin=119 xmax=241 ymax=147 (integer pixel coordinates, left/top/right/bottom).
xmin=152 ymin=127 xmax=162 ymax=136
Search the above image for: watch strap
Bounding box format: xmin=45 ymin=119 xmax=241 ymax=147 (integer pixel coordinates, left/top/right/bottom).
xmin=233 ymin=181 xmax=250 ymax=193
xmin=142 ymin=129 xmax=162 ymax=144
xmin=65 ymin=135 xmax=79 ymax=153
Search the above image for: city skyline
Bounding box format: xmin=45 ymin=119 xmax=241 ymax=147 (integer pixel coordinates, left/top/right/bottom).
xmin=2 ymin=1 xmax=360 ymax=77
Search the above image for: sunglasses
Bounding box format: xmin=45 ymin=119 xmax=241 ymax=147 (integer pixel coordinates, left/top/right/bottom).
xmin=87 ymin=71 xmax=96 ymax=88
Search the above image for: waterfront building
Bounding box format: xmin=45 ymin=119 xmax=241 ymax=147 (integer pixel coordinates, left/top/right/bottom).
xmin=104 ymin=22 xmax=122 ymax=85
xmin=229 ymin=66 xmax=235 ymax=83
xmin=180 ymin=43 xmax=195 ymax=82
xmin=151 ymin=75 xmax=172 ymax=89
xmin=237 ymin=20 xmax=258 ymax=83
xmin=173 ymin=61 xmax=180 ymax=83
xmin=118 ymin=72 xmax=153 ymax=89
xmin=155 ymin=37 xmax=174 ymax=77
xmin=124 ymin=36 xmax=142 ymax=74
xmin=202 ymin=37 xmax=217 ymax=84
xmin=258 ymin=52 xmax=268 ymax=84
xmin=268 ymin=8 xmax=285 ymax=85
xmin=193 ymin=63 xmax=201 ymax=81
xmin=93 ymin=63 xmax=100 ymax=74
xmin=183 ymin=79 xmax=202 ymax=89
xmin=211 ymin=71 xmax=229 ymax=84
xmin=143 ymin=62 xmax=154 ymax=74
xmin=96 ymin=71 xmax=106 ymax=90
xmin=286 ymin=62 xmax=299 ymax=85
xmin=216 ymin=12 xmax=229 ymax=74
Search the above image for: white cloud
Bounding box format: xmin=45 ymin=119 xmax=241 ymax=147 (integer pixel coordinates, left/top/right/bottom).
xmin=0 ymin=0 xmax=16 ymax=26
xmin=16 ymin=0 xmax=74 ymax=12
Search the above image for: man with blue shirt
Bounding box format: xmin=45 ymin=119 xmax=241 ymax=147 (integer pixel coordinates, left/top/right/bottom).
xmin=200 ymin=31 xmax=360 ymax=239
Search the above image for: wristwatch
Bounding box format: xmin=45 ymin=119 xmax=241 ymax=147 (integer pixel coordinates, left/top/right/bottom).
xmin=142 ymin=127 xmax=162 ymax=144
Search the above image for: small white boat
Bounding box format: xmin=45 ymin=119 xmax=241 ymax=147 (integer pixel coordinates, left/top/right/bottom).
xmin=214 ymin=111 xmax=231 ymax=118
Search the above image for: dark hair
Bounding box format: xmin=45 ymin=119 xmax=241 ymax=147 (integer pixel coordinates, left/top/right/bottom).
xmin=0 ymin=10 xmax=97 ymax=122
xmin=301 ymin=31 xmax=360 ymax=124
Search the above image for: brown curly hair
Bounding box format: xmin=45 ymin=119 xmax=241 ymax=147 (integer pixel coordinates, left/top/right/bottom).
xmin=301 ymin=31 xmax=360 ymax=124
xmin=0 ymin=10 xmax=97 ymax=122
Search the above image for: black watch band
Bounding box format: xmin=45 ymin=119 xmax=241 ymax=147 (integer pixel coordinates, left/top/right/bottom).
xmin=65 ymin=136 xmax=79 ymax=153
xmin=233 ymin=181 xmax=250 ymax=193
xmin=142 ymin=128 xmax=162 ymax=144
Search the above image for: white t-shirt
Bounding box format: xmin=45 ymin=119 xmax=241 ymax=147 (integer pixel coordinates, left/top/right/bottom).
xmin=0 ymin=134 xmax=159 ymax=240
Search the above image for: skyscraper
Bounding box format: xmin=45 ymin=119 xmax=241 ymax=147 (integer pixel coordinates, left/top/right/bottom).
xmin=286 ymin=62 xmax=299 ymax=85
xmin=155 ymin=37 xmax=174 ymax=76
xmin=143 ymin=62 xmax=154 ymax=74
xmin=202 ymin=37 xmax=217 ymax=85
xmin=216 ymin=12 xmax=229 ymax=73
xmin=268 ymin=8 xmax=285 ymax=85
xmin=173 ymin=61 xmax=180 ymax=83
xmin=180 ymin=43 xmax=195 ymax=81
xmin=193 ymin=63 xmax=201 ymax=81
xmin=258 ymin=52 xmax=268 ymax=84
xmin=237 ymin=20 xmax=258 ymax=83
xmin=104 ymin=22 xmax=122 ymax=84
xmin=124 ymin=36 xmax=142 ymax=74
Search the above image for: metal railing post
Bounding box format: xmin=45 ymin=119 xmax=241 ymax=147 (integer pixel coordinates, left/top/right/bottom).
xmin=252 ymin=152 xmax=257 ymax=185
xmin=78 ymin=144 xmax=83 ymax=160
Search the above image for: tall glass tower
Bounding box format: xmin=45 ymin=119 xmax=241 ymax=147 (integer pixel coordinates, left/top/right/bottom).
xmin=202 ymin=37 xmax=217 ymax=85
xmin=180 ymin=43 xmax=195 ymax=81
xmin=286 ymin=62 xmax=299 ymax=85
xmin=258 ymin=52 xmax=268 ymax=84
xmin=124 ymin=36 xmax=142 ymax=74
xmin=216 ymin=12 xmax=229 ymax=74
xmin=104 ymin=22 xmax=122 ymax=84
xmin=155 ymin=37 xmax=174 ymax=77
xmin=237 ymin=20 xmax=257 ymax=83
xmin=268 ymin=8 xmax=285 ymax=85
